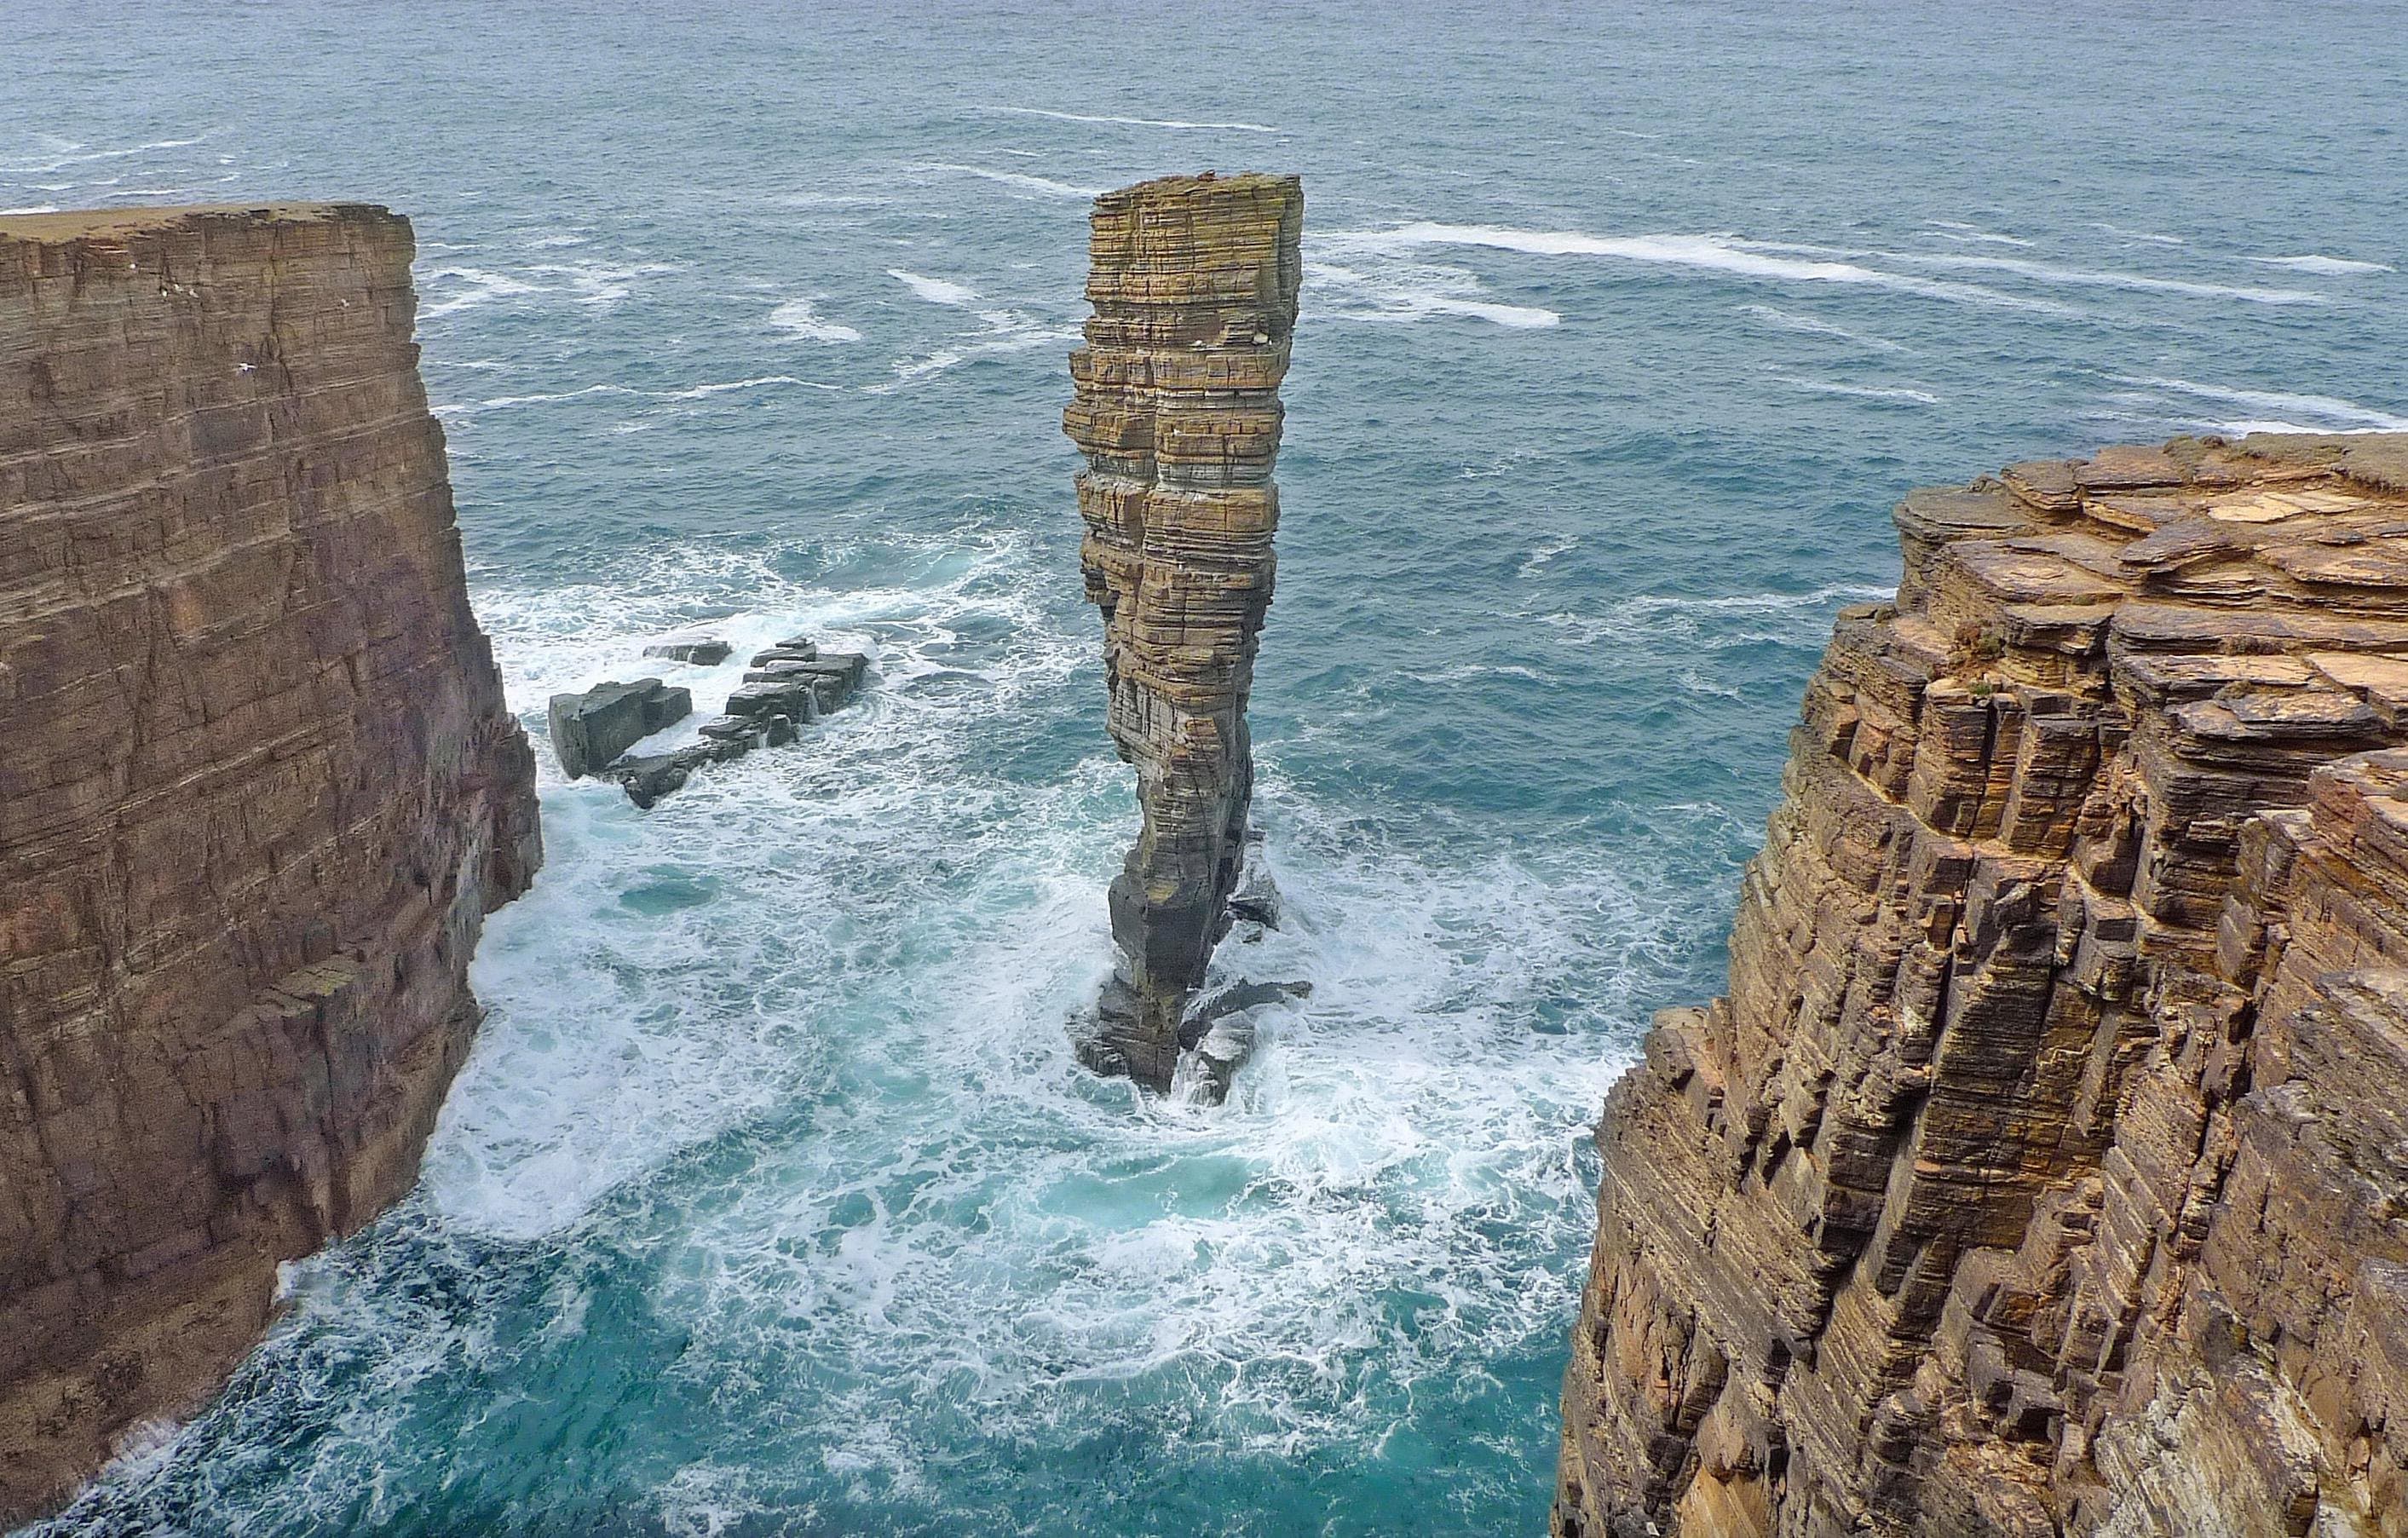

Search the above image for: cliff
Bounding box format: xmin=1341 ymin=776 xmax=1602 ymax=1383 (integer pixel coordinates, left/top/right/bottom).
xmin=1065 ymin=172 xmax=1304 ymax=1093
xmin=1556 ymin=432 xmax=2408 ymax=1538
xmin=0 ymin=203 xmax=540 ymax=1519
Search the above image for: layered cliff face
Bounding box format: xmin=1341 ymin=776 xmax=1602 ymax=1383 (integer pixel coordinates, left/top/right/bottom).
xmin=1065 ymin=172 xmax=1303 ymax=1092
xmin=0 ymin=204 xmax=540 ymax=1519
xmin=1557 ymin=432 xmax=2408 ymax=1538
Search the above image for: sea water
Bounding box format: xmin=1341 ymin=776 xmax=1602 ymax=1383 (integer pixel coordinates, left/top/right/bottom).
xmin=7 ymin=2 xmax=2405 ymax=1532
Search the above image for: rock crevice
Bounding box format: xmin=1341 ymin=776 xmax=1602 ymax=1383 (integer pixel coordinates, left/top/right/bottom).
xmin=0 ymin=204 xmax=540 ymax=1520
xmin=1065 ymin=171 xmax=1303 ymax=1093
xmin=1557 ymin=431 xmax=2408 ymax=1538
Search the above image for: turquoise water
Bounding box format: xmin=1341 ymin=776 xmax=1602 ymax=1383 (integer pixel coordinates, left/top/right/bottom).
xmin=9 ymin=3 xmax=2405 ymax=1533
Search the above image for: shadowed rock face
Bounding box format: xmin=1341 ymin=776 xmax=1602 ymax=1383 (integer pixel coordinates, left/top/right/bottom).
xmin=1064 ymin=172 xmax=1303 ymax=1092
xmin=0 ymin=204 xmax=540 ymax=1521
xmin=1556 ymin=433 xmax=2408 ymax=1538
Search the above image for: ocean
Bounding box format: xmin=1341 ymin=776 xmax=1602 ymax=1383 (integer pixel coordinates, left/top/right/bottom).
xmin=8 ymin=2 xmax=2405 ymax=1532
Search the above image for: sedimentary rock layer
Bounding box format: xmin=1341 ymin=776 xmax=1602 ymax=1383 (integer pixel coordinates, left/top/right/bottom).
xmin=1557 ymin=432 xmax=2408 ymax=1538
xmin=0 ymin=204 xmax=540 ymax=1519
xmin=1065 ymin=171 xmax=1303 ymax=1091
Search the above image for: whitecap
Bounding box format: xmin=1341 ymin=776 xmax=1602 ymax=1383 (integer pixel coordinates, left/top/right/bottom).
xmin=2093 ymin=222 xmax=2185 ymax=245
xmin=418 ymin=266 xmax=542 ymax=319
xmin=1304 ymin=258 xmax=1559 ymax=329
xmin=977 ymin=105 xmax=1282 ymax=134
xmin=2113 ymin=376 xmax=2408 ymax=433
xmin=1875 ymin=249 xmax=2324 ymax=305
xmin=1321 ymin=223 xmax=2075 ymax=314
xmin=1543 ymin=583 xmax=1892 ymax=648
xmin=1783 ymin=377 xmax=1940 ymax=405
xmin=888 ymin=269 xmax=983 ymax=308
xmin=2244 ymin=254 xmax=2394 ymax=276
xmin=1927 ymin=220 xmax=2032 ymax=247
xmin=657 ymin=375 xmax=838 ymax=401
xmin=1736 ymin=303 xmax=1906 ymax=351
xmin=769 ymin=297 xmax=863 ymax=343
xmin=0 ymin=204 xmax=60 ymax=216
xmin=917 ymin=162 xmax=1103 ymax=199
xmin=527 ymin=258 xmax=686 ymax=306
xmin=0 ymin=135 xmax=205 ymax=175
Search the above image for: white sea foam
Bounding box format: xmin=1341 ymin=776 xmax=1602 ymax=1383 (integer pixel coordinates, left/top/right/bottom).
xmin=415 ymin=258 xmax=683 ymax=320
xmin=1542 ymin=582 xmax=1892 ymax=649
xmin=0 ymin=204 xmax=60 ymax=216
xmin=2114 ymin=376 xmax=2408 ymax=433
xmin=978 ymin=105 xmax=1282 ymax=133
xmin=769 ymin=297 xmax=863 ymax=343
xmin=917 ymin=162 xmax=1104 ymax=199
xmin=418 ymin=266 xmax=542 ymax=319
xmin=1737 ymin=303 xmax=1907 ymax=351
xmin=430 ymin=383 xmax=641 ymax=418
xmin=433 ymin=376 xmax=838 ymax=421
xmin=1321 ymin=223 xmax=2075 ymax=314
xmin=1784 ymin=377 xmax=1940 ymax=405
xmin=874 ymin=271 xmax=1077 ymax=389
xmin=2244 ymin=253 xmax=2394 ymax=276
xmin=1927 ymin=220 xmax=2032 ymax=247
xmin=2093 ymin=222 xmax=2185 ymax=245
xmin=888 ymin=269 xmax=983 ymax=308
xmin=1875 ymin=249 xmax=2324 ymax=305
xmin=0 ymin=135 xmax=205 ymax=174
xmin=659 ymin=375 xmax=837 ymax=401
xmin=1305 ymin=258 xmax=1559 ymax=328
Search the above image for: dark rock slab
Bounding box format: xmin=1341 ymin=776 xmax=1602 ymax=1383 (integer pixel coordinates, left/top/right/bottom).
xmin=548 ymin=678 xmax=693 ymax=779
xmin=643 ymin=637 xmax=733 ymax=666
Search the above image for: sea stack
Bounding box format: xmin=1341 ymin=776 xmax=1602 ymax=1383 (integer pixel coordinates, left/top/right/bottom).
xmin=0 ymin=204 xmax=541 ymax=1519
xmin=1555 ymin=433 xmax=2408 ymax=1536
xmin=1064 ymin=172 xmax=1304 ymax=1094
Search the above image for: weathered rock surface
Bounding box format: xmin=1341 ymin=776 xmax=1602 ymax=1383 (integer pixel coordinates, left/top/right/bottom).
xmin=548 ymin=677 xmax=691 ymax=778
xmin=599 ymin=637 xmax=865 ymax=808
xmin=1556 ymin=433 xmax=2408 ymax=1537
xmin=642 ymin=635 xmax=731 ymax=666
xmin=0 ymin=204 xmax=540 ymax=1521
xmin=1065 ymin=171 xmax=1303 ymax=1093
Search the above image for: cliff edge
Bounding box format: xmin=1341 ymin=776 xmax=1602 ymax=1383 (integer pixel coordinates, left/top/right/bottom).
xmin=1558 ymin=432 xmax=2408 ymax=1537
xmin=0 ymin=203 xmax=540 ymax=1520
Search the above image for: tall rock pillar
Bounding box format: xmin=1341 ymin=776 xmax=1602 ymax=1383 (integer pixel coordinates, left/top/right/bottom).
xmin=1064 ymin=172 xmax=1303 ymax=1092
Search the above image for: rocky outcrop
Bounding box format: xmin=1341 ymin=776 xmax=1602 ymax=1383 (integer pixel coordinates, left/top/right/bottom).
xmin=1556 ymin=432 xmax=2408 ymax=1537
xmin=590 ymin=637 xmax=869 ymax=808
xmin=0 ymin=204 xmax=540 ymax=1521
xmin=1065 ymin=171 xmax=1303 ymax=1093
xmin=549 ymin=677 xmax=692 ymax=778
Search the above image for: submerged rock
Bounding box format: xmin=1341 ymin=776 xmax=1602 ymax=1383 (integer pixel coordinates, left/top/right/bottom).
xmin=1064 ymin=170 xmax=1305 ymax=1094
xmin=642 ymin=636 xmax=733 ymax=665
xmin=548 ymin=677 xmax=692 ymax=778
xmin=609 ymin=640 xmax=867 ymax=808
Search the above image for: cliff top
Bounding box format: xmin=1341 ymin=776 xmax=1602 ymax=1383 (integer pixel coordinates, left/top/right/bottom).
xmin=0 ymin=201 xmax=400 ymax=246
xmin=1092 ymin=171 xmax=1300 ymax=208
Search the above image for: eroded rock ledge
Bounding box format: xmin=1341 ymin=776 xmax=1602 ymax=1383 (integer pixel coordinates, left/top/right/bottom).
xmin=0 ymin=204 xmax=540 ymax=1519
xmin=1065 ymin=172 xmax=1303 ymax=1093
xmin=1557 ymin=431 xmax=2408 ymax=1538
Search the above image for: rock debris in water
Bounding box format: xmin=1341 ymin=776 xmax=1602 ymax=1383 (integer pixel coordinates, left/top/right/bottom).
xmin=0 ymin=203 xmax=541 ymax=1522
xmin=1554 ymin=431 xmax=2408 ymax=1537
xmin=561 ymin=638 xmax=869 ymax=809
xmin=1064 ymin=171 xmax=1305 ymax=1095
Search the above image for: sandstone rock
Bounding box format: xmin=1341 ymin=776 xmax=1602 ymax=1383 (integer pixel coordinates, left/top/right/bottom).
xmin=547 ymin=677 xmax=692 ymax=778
xmin=1555 ymin=433 xmax=2408 ymax=1538
xmin=0 ymin=203 xmax=540 ymax=1521
xmin=1065 ymin=171 xmax=1303 ymax=1097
